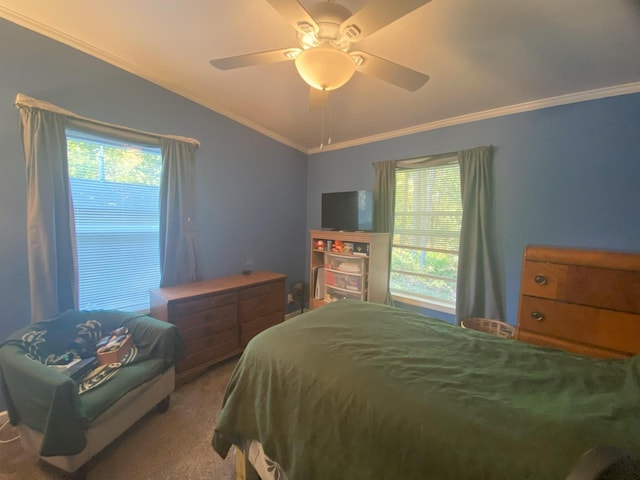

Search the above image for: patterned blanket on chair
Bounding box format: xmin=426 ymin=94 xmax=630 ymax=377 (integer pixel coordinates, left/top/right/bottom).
xmin=0 ymin=309 xmax=184 ymax=457
xmin=6 ymin=314 xmax=137 ymax=394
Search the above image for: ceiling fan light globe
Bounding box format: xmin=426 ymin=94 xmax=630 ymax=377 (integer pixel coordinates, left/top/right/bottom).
xmin=294 ymin=47 xmax=356 ymax=91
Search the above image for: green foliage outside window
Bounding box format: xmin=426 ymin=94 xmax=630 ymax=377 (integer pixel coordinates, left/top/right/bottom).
xmin=391 ymin=249 xmax=458 ymax=302
xmin=67 ymin=138 xmax=161 ymax=186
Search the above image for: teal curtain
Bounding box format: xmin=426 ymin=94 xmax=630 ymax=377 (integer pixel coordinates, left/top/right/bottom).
xmin=456 ymin=146 xmax=504 ymax=324
xmin=373 ymin=160 xmax=396 ymax=234
xmin=159 ymin=138 xmax=199 ymax=287
xmin=18 ymin=102 xmax=78 ymax=322
xmin=373 ymin=160 xmax=397 ymax=304
xmin=374 ymin=147 xmax=504 ymax=322
xmin=16 ymin=94 xmax=200 ymax=320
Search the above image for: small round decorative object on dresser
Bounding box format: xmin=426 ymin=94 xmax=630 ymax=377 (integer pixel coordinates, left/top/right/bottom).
xmin=461 ymin=317 xmax=515 ymax=339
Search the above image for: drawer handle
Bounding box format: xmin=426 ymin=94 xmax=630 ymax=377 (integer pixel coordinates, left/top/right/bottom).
xmin=531 ymin=311 xmax=545 ymax=321
xmin=534 ymin=275 xmax=547 ymax=285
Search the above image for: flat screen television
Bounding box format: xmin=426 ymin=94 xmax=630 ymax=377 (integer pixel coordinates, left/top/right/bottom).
xmin=321 ymin=190 xmax=372 ymax=232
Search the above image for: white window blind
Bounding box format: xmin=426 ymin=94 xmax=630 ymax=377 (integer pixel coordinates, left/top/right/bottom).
xmin=391 ymin=159 xmax=462 ymax=308
xmin=66 ymin=130 xmax=162 ymax=312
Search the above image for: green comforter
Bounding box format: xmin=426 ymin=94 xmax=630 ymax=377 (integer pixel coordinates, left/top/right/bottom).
xmin=212 ymin=300 xmax=640 ymax=479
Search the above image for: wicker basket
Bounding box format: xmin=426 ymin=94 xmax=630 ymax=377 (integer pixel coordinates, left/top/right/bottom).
xmin=461 ymin=317 xmax=515 ymax=339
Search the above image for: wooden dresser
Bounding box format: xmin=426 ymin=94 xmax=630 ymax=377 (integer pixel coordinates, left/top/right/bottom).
xmin=516 ymin=245 xmax=640 ymax=358
xmin=150 ymin=271 xmax=286 ymax=384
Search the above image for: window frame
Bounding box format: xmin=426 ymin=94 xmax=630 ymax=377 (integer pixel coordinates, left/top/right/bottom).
xmin=389 ymin=155 xmax=461 ymax=314
xmin=66 ymin=128 xmax=163 ymax=313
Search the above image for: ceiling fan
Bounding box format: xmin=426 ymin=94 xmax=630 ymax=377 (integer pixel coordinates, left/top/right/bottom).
xmin=210 ymin=0 xmax=431 ymax=109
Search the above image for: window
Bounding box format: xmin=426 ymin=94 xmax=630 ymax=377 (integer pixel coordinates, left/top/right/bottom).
xmin=66 ymin=130 xmax=162 ymax=312
xmin=390 ymin=159 xmax=462 ymax=313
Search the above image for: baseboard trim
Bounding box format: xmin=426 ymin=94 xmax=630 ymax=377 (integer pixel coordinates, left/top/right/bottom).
xmin=285 ymin=309 xmax=309 ymax=321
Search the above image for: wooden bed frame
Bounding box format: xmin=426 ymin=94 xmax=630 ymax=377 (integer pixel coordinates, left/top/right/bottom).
xmin=233 ymin=244 xmax=640 ymax=479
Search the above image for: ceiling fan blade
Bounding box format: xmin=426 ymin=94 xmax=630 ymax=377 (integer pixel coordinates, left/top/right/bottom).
xmin=341 ymin=0 xmax=431 ymax=42
xmin=308 ymin=88 xmax=328 ymax=111
xmin=266 ymin=0 xmax=318 ymax=35
xmin=210 ymin=48 xmax=299 ymax=70
xmin=352 ymin=51 xmax=429 ymax=92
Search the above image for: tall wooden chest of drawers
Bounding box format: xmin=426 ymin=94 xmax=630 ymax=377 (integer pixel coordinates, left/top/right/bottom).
xmin=516 ymin=245 xmax=640 ymax=358
xmin=150 ymin=271 xmax=286 ymax=384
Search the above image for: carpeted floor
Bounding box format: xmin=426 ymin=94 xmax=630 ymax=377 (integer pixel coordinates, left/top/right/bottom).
xmin=0 ymin=358 xmax=238 ymax=479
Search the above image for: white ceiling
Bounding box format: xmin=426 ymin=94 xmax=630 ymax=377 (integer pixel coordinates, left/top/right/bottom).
xmin=2 ymin=0 xmax=639 ymax=154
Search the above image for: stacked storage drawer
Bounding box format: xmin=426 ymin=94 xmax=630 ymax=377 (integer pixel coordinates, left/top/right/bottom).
xmin=323 ymin=252 xmax=368 ymax=302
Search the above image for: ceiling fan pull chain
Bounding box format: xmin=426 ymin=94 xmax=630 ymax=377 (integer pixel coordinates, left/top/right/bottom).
xmin=319 ymin=91 xmax=332 ymax=149
xmin=327 ymin=93 xmax=332 ymax=145
xmin=320 ymin=92 xmax=327 ymax=149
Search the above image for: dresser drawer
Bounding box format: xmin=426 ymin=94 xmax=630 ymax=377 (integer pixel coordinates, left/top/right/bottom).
xmin=520 ymin=261 xmax=567 ymax=299
xmin=173 ymin=303 xmax=237 ymax=331
xmin=518 ymin=295 xmax=640 ymax=354
xmin=182 ymin=327 xmax=238 ymax=357
xmin=149 ymin=271 xmax=286 ymax=384
xmin=177 ymin=312 xmax=237 ymax=342
xmin=239 ymin=294 xmax=284 ymax=323
xmin=240 ymin=312 xmax=284 ymax=347
xmin=171 ymin=291 xmax=238 ymax=317
xmin=177 ymin=328 xmax=239 ymax=373
xmin=240 ymin=280 xmax=284 ymax=300
xmin=522 ymin=261 xmax=640 ymax=314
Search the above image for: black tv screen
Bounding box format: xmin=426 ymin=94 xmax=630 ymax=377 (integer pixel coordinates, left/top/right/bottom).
xmin=321 ymin=190 xmax=372 ymax=231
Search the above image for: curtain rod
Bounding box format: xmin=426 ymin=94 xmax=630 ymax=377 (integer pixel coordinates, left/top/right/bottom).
xmin=15 ymin=93 xmax=200 ymax=147
xmin=371 ymin=146 xmax=494 ymax=166
xmin=371 ymin=150 xmax=457 ymax=166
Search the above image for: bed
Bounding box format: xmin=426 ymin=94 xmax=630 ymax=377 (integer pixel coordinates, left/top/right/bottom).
xmin=212 ymin=245 xmax=640 ymax=479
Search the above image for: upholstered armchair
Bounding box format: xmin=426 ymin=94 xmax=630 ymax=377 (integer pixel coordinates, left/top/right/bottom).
xmin=0 ymin=309 xmax=184 ymax=477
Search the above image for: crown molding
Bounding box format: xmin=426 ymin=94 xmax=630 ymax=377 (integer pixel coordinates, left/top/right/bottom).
xmin=0 ymin=7 xmax=308 ymax=153
xmin=307 ymin=81 xmax=640 ymax=154
xmin=3 ymin=6 xmax=638 ymax=157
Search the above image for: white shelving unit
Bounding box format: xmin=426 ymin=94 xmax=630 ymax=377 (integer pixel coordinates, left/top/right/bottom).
xmin=309 ymin=230 xmax=390 ymax=310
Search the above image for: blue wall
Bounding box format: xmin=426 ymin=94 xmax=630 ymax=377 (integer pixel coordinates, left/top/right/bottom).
xmin=1 ymin=18 xmax=639 ymax=362
xmin=0 ymin=18 xmax=308 ymax=345
xmin=307 ymin=94 xmax=640 ymax=324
